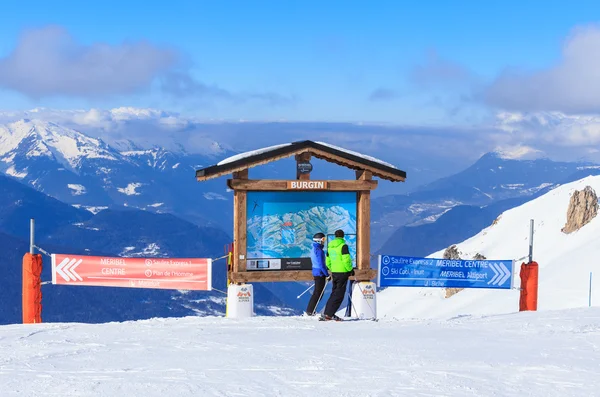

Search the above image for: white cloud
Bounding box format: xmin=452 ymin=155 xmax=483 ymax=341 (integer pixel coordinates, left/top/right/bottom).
xmin=496 ymin=111 xmax=600 ymax=147
xmin=0 ymin=26 xmax=293 ymax=106
xmin=0 ymin=26 xmax=178 ymax=98
xmin=485 ymin=24 xmax=600 ymax=113
xmin=203 ymin=192 xmax=228 ymax=201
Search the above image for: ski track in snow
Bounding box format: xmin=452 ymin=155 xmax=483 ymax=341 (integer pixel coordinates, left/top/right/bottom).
xmin=1 ymin=308 xmax=599 ymax=396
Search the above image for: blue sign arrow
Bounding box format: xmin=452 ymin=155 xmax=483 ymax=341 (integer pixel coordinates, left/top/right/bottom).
xmin=377 ymin=255 xmax=514 ymax=290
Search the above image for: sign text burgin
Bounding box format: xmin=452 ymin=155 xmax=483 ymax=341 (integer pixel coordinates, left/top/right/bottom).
xmin=286 ymin=181 xmax=329 ymax=190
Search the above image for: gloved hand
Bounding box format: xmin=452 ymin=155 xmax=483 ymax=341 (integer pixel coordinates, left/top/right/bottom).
xmin=326 ymin=275 xmax=332 ymax=281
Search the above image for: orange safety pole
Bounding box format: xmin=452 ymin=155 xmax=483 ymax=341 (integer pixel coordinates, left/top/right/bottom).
xmin=23 ymin=252 xmax=43 ymax=323
xmin=519 ymin=261 xmax=539 ymax=311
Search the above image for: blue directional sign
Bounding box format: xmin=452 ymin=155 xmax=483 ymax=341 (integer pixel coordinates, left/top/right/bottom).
xmin=377 ymin=255 xmax=514 ymax=289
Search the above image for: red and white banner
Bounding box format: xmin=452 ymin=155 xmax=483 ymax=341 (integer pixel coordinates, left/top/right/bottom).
xmin=51 ymin=254 xmax=212 ymax=291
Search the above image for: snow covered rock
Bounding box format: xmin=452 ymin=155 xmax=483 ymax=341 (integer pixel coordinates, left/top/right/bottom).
xmin=561 ymin=186 xmax=598 ymax=234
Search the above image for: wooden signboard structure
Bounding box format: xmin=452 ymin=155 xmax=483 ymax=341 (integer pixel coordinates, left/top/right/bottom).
xmin=195 ymin=140 xmax=406 ymax=284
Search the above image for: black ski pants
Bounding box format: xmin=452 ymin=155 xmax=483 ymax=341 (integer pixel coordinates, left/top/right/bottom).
xmin=324 ymin=272 xmax=351 ymax=317
xmin=306 ymin=276 xmax=327 ymax=315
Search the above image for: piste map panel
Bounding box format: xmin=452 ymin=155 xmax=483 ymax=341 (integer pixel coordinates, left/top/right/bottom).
xmin=246 ymin=191 xmax=357 ymax=271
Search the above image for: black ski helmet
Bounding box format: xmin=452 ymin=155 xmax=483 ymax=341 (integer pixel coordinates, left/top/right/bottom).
xmin=313 ymin=232 xmax=325 ymax=242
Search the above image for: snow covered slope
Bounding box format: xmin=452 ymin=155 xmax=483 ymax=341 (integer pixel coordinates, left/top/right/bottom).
xmin=378 ymin=175 xmax=600 ymax=319
xmin=1 ymin=308 xmax=599 ymax=396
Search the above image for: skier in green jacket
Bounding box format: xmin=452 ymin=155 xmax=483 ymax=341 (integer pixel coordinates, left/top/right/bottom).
xmin=321 ymin=229 xmax=354 ymax=321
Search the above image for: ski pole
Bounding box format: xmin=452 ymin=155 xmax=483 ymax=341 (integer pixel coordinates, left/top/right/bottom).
xmin=312 ymin=277 xmax=330 ymax=316
xmin=345 ymin=279 xmax=354 ymax=317
xmin=296 ymin=283 xmax=315 ymax=299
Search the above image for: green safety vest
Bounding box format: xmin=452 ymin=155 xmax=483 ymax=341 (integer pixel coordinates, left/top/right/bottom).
xmin=326 ymin=237 xmax=353 ymax=273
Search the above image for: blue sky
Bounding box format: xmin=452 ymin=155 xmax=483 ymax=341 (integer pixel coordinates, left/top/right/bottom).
xmin=1 ymin=0 xmax=599 ymax=124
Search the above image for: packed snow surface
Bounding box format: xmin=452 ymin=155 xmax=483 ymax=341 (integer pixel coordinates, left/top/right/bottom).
xmin=1 ymin=309 xmax=599 ymax=396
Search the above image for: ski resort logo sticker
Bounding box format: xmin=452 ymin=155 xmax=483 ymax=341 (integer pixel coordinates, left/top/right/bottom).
xmin=361 ymin=284 xmax=375 ymax=299
xmin=237 ymin=287 xmax=252 ymax=302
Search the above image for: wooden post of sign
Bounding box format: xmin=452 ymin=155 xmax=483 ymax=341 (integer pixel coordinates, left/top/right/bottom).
xmin=356 ymin=170 xmax=372 ymax=279
xmin=232 ymin=169 xmax=248 ymax=280
xmin=296 ymin=152 xmax=311 ymax=180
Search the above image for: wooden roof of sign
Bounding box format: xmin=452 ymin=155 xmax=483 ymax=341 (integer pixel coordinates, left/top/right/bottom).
xmin=195 ymin=140 xmax=406 ymax=182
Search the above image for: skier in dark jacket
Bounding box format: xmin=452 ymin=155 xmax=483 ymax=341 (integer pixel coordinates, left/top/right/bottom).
xmin=321 ymin=229 xmax=354 ymax=321
xmin=305 ymin=232 xmax=329 ymax=316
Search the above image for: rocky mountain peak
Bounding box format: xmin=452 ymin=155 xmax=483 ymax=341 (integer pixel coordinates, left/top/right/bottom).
xmin=561 ymin=186 xmax=598 ymax=234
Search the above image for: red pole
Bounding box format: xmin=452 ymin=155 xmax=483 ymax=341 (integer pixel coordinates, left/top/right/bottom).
xmin=23 ymin=253 xmax=43 ymax=323
xmin=519 ymin=261 xmax=539 ymax=311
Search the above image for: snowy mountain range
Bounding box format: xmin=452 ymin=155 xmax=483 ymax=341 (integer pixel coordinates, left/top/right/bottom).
xmin=371 ymin=151 xmax=599 ymax=251
xmin=0 ymin=119 xmax=235 ymax=229
xmin=3 ymin=117 xmax=597 ymax=240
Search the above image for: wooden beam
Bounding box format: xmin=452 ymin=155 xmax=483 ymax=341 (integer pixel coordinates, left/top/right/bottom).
xmin=232 ymin=191 xmax=240 ymax=273
xmin=356 ymin=170 xmax=373 ymax=180
xmin=227 ymin=179 xmax=378 ymax=191
xmin=309 ymin=148 xmax=404 ymax=183
xmin=196 ymin=149 xmax=311 ymax=182
xmin=232 ymin=169 xmax=248 ymax=274
xmin=238 ymin=190 xmax=247 ymax=273
xmin=356 ymin=170 xmax=372 ymax=273
xmin=295 ymin=152 xmax=312 ymax=181
xmin=232 ymin=186 xmax=247 ymax=275
xmin=233 ymin=169 xmax=249 ymax=180
xmin=229 ymin=269 xmax=377 ymax=283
